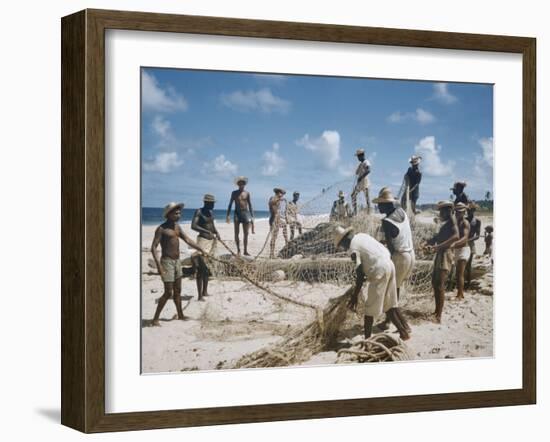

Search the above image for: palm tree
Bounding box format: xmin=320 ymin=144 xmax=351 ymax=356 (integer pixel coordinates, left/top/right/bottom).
xmin=485 ymin=191 xmax=491 ymax=201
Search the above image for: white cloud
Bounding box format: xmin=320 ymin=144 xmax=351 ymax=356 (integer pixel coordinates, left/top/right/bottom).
xmin=204 ymin=154 xmax=238 ymax=176
xmin=432 ymin=83 xmax=457 ymax=104
xmin=478 ymin=137 xmax=493 ymax=167
xmin=142 ymin=71 xmax=188 ymax=113
xmin=261 ymin=142 xmax=285 ymax=176
xmin=220 ymin=88 xmax=291 ymax=114
xmin=387 ymin=108 xmax=435 ymax=124
xmin=143 ymin=152 xmax=183 ymax=173
xmin=414 ymin=136 xmax=454 ymax=176
xmin=151 ymin=115 xmax=171 ymax=138
xmin=297 ymin=130 xmax=341 ymax=170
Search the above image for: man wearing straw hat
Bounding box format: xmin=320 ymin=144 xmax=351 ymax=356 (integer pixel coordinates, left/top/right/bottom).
xmin=268 ymin=187 xmax=289 ymax=258
xmin=191 ymin=194 xmax=220 ymax=301
xmin=402 ymin=155 xmax=422 ymax=214
xmin=372 ymin=187 xmax=415 ymax=331
xmin=424 ymin=201 xmax=459 ymax=323
xmin=226 ymin=176 xmax=255 ymax=256
xmin=286 ymin=191 xmax=303 ymax=240
xmin=330 ymin=190 xmax=352 ymax=223
xmin=333 ymin=226 xmax=411 ymax=341
xmin=451 ymin=202 xmax=471 ymax=300
xmin=151 ymin=202 xmax=205 ymax=326
xmin=351 ymin=148 xmax=372 ymax=215
xmin=465 ymin=201 xmax=482 ymax=289
xmin=451 ymin=181 xmax=469 ymax=206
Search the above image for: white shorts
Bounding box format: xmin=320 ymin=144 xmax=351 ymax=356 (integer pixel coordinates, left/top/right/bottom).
xmin=454 ymin=246 xmax=471 ymax=262
xmin=392 ymin=250 xmax=415 ymax=288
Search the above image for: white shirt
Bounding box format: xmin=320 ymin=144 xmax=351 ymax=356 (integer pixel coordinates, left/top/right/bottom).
xmin=349 ymin=233 xmax=391 ymax=278
xmin=384 ymin=210 xmax=414 ymax=253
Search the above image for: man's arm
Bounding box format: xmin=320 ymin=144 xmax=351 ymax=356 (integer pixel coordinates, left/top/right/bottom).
xmin=226 ymin=192 xmax=235 ymax=222
xmin=382 ymin=219 xmax=397 ymax=255
xmin=150 ymin=227 xmax=164 ymax=275
xmin=348 ymin=258 xmax=365 ymax=312
xmin=472 ymin=220 xmax=481 ymax=241
xmin=434 ymin=222 xmax=459 ymax=251
xmin=247 ymin=192 xmax=255 ymax=219
xmin=178 ymin=226 xmax=206 ymax=254
xmin=191 ymin=209 xmax=212 ymax=238
xmin=358 ymin=163 xmax=370 ymax=181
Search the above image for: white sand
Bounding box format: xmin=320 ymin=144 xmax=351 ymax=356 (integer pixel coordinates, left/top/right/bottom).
xmin=141 ymin=214 xmax=494 ymax=373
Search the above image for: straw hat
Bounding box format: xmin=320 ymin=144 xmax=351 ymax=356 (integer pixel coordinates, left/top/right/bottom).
xmin=454 ymin=202 xmax=468 ymax=212
xmin=273 ymin=187 xmax=286 ymax=194
xmin=338 ymin=190 xmax=345 ymax=198
xmin=436 ymin=200 xmax=454 ymax=210
xmin=450 ymin=181 xmax=467 ymax=191
xmin=372 ymin=187 xmax=397 ymax=204
xmin=203 ymin=194 xmax=216 ymax=203
xmin=234 ymin=176 xmax=248 ymax=185
xmin=163 ymin=202 xmax=184 ymax=219
xmin=409 ymin=155 xmax=422 ymax=165
xmin=333 ymin=226 xmax=354 ymax=248
xmin=355 ymin=148 xmax=365 ymax=157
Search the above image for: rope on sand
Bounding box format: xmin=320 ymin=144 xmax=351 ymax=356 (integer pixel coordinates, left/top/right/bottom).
xmin=336 ymin=333 xmax=412 ymax=363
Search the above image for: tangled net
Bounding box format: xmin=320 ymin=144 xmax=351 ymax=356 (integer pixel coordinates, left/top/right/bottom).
xmin=337 ymin=334 xmax=412 ymax=363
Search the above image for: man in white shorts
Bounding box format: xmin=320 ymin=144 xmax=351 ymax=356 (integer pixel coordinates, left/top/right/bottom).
xmin=451 ymin=202 xmax=470 ymax=300
xmin=333 ymin=226 xmax=411 ymax=340
xmin=372 ymin=187 xmax=415 ymax=332
xmin=351 ymin=148 xmax=372 ymax=215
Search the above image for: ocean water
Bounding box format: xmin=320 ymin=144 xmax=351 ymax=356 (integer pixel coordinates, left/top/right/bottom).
xmin=142 ymin=207 xmax=271 ymax=225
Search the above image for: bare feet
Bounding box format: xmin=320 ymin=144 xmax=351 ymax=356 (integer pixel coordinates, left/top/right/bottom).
xmin=151 ymin=319 xmax=161 ymax=327
xmin=434 ymin=314 xmax=442 ymax=324
xmin=456 ymin=293 xmax=464 ymax=300
xmin=244 ymin=251 xmax=251 ymax=256
xmin=172 ymin=314 xmax=189 ymax=320
xmin=198 ymin=297 xmax=206 ymax=302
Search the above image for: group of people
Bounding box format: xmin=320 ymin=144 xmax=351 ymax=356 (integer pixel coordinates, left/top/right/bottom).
xmin=149 ymin=149 xmax=493 ymax=336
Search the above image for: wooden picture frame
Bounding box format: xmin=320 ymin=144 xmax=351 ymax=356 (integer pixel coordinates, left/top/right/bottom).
xmin=61 ymin=9 xmax=536 ymax=433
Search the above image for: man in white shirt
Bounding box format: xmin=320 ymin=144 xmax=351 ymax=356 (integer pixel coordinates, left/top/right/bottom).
xmin=333 ymin=226 xmax=411 ymax=340
xmin=372 ymin=187 xmax=415 ymax=331
xmin=351 ymin=148 xmax=372 ymax=215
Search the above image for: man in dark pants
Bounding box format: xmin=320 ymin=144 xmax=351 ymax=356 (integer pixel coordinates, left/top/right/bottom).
xmin=151 ymin=202 xmax=204 ymax=326
xmin=451 ymin=181 xmax=469 ymax=206
xmin=226 ymin=176 xmax=255 ymax=256
xmin=425 ymin=201 xmax=459 ymax=323
xmin=191 ymin=194 xmax=220 ymax=301
xmin=402 ymin=155 xmax=422 ymax=214
xmin=287 ymin=191 xmax=303 ymax=240
xmin=465 ymin=202 xmax=481 ymax=289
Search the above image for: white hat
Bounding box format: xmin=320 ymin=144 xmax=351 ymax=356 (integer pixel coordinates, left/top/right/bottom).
xmin=234 ymin=176 xmax=248 ymax=185
xmin=409 ymin=155 xmax=422 ymax=165
xmin=333 ymin=226 xmax=354 ymax=248
xmin=163 ymin=202 xmax=184 ymax=219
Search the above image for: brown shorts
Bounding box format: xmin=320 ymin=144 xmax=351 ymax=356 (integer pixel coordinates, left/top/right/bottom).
xmin=432 ymin=248 xmax=453 ymax=288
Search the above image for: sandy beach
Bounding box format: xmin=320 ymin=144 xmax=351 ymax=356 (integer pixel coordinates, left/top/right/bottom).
xmin=141 ymin=214 xmax=493 ymax=373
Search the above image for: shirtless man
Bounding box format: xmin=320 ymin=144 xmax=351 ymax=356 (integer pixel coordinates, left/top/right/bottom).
xmin=191 ymin=194 xmax=220 ymax=301
xmin=465 ymin=202 xmax=482 ymax=289
xmin=269 ymin=188 xmax=289 ymax=258
xmin=151 ymin=202 xmax=204 ymax=326
xmin=226 ymin=176 xmax=255 ymax=256
xmin=286 ymin=191 xmax=303 ymax=240
xmin=451 ymin=202 xmax=471 ymax=299
xmin=451 ymin=181 xmax=469 ymax=206
xmin=351 ymin=148 xmax=372 ymax=215
xmin=425 ymin=201 xmax=459 ymax=323
xmin=372 ymin=187 xmax=415 ymax=331
xmin=484 ymin=226 xmax=493 ymax=256
xmin=330 ymin=190 xmax=352 ymax=224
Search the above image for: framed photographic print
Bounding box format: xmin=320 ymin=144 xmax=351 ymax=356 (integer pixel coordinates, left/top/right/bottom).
xmin=61 ymin=9 xmax=536 ymax=433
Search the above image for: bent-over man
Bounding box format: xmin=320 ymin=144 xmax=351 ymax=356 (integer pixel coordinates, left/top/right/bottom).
xmin=372 ymin=187 xmax=415 ymax=330
xmin=191 ymin=194 xmax=220 ymax=301
xmin=451 ymin=202 xmax=470 ymax=300
xmin=226 ymin=176 xmax=255 ymax=256
xmin=151 ymin=202 xmax=204 ymax=326
xmin=425 ymin=201 xmax=459 ymax=323
xmin=333 ymin=226 xmax=411 ymax=340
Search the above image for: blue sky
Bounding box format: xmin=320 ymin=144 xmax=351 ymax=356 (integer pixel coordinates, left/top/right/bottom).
xmin=141 ymin=68 xmax=493 ymax=210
